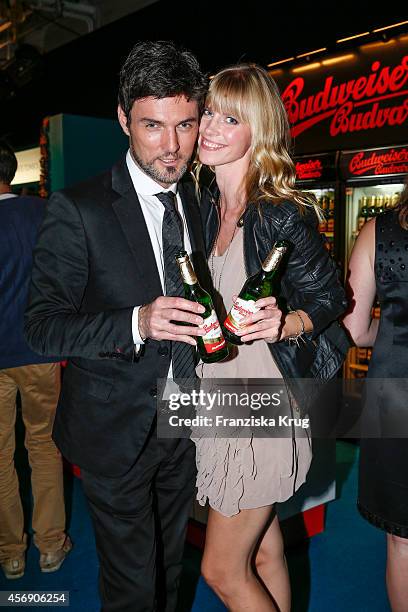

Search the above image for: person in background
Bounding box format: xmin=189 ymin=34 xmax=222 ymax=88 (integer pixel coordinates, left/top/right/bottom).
xmin=24 ymin=41 xmax=208 ymax=612
xmin=0 ymin=140 xmax=71 ymax=580
xmin=343 ymin=179 xmax=408 ymax=611
xmin=193 ymin=64 xmax=348 ymax=611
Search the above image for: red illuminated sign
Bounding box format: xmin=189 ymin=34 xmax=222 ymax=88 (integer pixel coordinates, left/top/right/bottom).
xmin=348 ymin=148 xmax=408 ymax=176
xmin=282 ymin=56 xmax=408 ymax=138
xmin=296 ymin=158 xmax=323 ymax=179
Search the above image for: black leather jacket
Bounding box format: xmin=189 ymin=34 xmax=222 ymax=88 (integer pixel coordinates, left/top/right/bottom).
xmin=200 ymin=187 xmax=349 ymax=406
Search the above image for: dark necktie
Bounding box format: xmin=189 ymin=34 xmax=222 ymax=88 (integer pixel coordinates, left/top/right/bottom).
xmin=155 ymin=192 xmax=196 ymax=383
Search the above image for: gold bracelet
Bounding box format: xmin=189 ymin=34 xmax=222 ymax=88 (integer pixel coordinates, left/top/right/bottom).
xmin=285 ymin=310 xmax=306 ymax=346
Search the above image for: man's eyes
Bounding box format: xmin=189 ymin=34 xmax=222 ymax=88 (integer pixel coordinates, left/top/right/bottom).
xmin=143 ymin=122 xmax=194 ymax=129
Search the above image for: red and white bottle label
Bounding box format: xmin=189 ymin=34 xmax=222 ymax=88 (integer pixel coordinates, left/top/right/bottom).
xmin=224 ymin=297 xmax=260 ymax=334
xmin=201 ymin=309 xmax=226 ymax=354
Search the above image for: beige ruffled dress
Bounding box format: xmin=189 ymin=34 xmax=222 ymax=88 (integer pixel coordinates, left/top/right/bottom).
xmin=192 ymin=228 xmax=312 ymax=517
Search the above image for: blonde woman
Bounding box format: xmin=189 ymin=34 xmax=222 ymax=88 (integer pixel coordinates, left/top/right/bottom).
xmin=193 ymin=64 xmax=347 ymax=611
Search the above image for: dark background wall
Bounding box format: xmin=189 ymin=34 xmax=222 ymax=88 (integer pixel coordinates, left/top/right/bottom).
xmin=1 ymin=1 xmax=407 ymax=149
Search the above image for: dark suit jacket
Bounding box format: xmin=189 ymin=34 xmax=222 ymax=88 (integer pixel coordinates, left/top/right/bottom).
xmin=24 ymin=157 xmax=207 ymax=477
xmin=0 ymin=195 xmax=58 ymax=369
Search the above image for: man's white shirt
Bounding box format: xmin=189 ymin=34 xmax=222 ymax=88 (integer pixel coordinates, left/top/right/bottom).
xmin=126 ymin=151 xmax=193 ymax=376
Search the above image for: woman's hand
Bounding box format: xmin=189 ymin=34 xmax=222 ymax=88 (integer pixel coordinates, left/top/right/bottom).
xmin=236 ymin=296 xmax=282 ymax=343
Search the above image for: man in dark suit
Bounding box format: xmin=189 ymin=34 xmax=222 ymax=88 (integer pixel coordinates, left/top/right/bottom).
xmin=0 ymin=141 xmax=71 ymax=580
xmin=25 ymin=41 xmax=208 ymax=611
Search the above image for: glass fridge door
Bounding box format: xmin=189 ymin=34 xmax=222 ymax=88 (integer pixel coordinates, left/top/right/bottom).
xmin=344 ymin=182 xmax=404 ymax=266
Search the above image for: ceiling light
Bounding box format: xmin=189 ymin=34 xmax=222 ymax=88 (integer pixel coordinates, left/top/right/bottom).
xmin=360 ymin=39 xmax=396 ymax=51
xmin=336 ymin=32 xmax=370 ymax=43
xmin=322 ymin=54 xmax=355 ymax=66
xmin=268 ymin=69 xmax=283 ymax=77
xmin=267 ymin=57 xmax=295 ymax=67
xmin=373 ymin=20 xmax=408 ymax=33
xmin=292 ymin=62 xmax=321 ymax=73
xmin=296 ymin=48 xmax=327 ymax=59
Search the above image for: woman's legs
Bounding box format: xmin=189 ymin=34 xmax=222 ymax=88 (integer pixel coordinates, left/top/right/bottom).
xmin=254 ymin=513 xmax=290 ymax=612
xmin=201 ymin=505 xmax=288 ymax=612
xmin=386 ymin=533 xmax=408 ymax=611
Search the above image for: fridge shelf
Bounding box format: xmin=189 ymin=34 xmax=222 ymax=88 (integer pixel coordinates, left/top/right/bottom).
xmin=349 ymin=363 xmax=369 ymax=372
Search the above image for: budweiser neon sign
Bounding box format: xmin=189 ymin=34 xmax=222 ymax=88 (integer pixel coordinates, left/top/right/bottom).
xmin=282 ymin=56 xmax=408 ymax=137
xmin=348 ymin=148 xmax=408 ymax=176
xmin=296 ymin=159 xmax=323 ymax=179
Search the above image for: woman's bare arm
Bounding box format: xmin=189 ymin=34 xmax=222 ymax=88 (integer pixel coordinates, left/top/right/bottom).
xmin=342 ymin=218 xmax=379 ymax=347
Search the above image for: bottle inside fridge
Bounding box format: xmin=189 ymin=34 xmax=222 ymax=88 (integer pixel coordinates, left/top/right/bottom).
xmin=345 ymin=183 xmax=404 ymax=265
xmin=304 ymin=187 xmax=336 ymax=257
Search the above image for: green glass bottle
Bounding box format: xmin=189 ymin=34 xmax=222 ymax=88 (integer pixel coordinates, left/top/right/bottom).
xmin=375 ymin=195 xmax=384 ymax=216
xmin=176 ymin=251 xmax=229 ymax=363
xmin=357 ymin=197 xmax=368 ymax=230
xmin=368 ymin=195 xmax=377 ymax=218
xmin=222 ymin=240 xmax=290 ymax=345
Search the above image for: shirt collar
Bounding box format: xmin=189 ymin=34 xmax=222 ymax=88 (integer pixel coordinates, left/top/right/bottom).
xmin=0 ymin=193 xmax=18 ymax=201
xmin=126 ymin=150 xmax=177 ymax=197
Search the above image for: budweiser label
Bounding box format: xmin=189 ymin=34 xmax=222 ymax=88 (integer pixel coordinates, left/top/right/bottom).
xmin=224 ymin=298 xmax=260 ymax=334
xmin=348 ymin=148 xmax=408 ymax=177
xmin=262 ymin=248 xmax=286 ymax=272
xmin=281 ymin=55 xmax=408 ymax=138
xmin=201 ymin=309 xmax=226 ymax=353
xmin=296 ymin=159 xmax=323 ymax=180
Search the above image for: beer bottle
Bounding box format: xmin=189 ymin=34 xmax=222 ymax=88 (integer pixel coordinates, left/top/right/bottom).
xmin=375 ymin=195 xmax=384 ymax=216
xmin=391 ymin=192 xmax=400 ymax=207
xmin=175 ymin=251 xmax=229 ymax=363
xmin=368 ymin=195 xmax=377 ymax=218
xmin=222 ymin=240 xmax=290 ymax=345
xmin=327 ymin=198 xmax=335 ymax=232
xmin=384 ymin=195 xmax=391 ymax=210
xmin=357 ymin=348 xmax=368 ymax=365
xmin=318 ymin=196 xmax=327 ymax=232
xmin=360 ymin=196 xmax=369 ymax=224
xmin=357 ymin=198 xmax=366 ymax=231
xmin=373 ymin=298 xmax=381 ymax=319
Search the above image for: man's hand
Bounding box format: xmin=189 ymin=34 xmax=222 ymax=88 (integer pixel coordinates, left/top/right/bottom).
xmin=139 ymin=297 xmax=206 ymax=346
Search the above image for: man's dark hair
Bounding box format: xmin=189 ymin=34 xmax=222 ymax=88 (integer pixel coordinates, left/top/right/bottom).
xmin=0 ymin=140 xmax=17 ymax=185
xmin=118 ymin=40 xmax=208 ymax=122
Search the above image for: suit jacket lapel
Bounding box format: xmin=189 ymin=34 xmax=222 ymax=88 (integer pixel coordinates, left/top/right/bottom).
xmin=111 ymin=158 xmax=162 ymax=301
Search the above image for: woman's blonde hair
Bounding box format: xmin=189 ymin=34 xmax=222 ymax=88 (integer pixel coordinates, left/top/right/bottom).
xmin=397 ymin=177 xmax=408 ymax=230
xmin=196 ymin=63 xmax=322 ymax=219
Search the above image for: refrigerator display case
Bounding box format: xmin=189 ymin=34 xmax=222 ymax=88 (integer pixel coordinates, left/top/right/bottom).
xmin=295 ymin=152 xmax=340 ymax=263
xmin=340 ymin=144 xmax=408 ymax=381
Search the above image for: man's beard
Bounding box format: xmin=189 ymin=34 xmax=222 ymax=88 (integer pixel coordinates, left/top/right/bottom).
xmin=131 ymin=146 xmax=188 ymax=184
